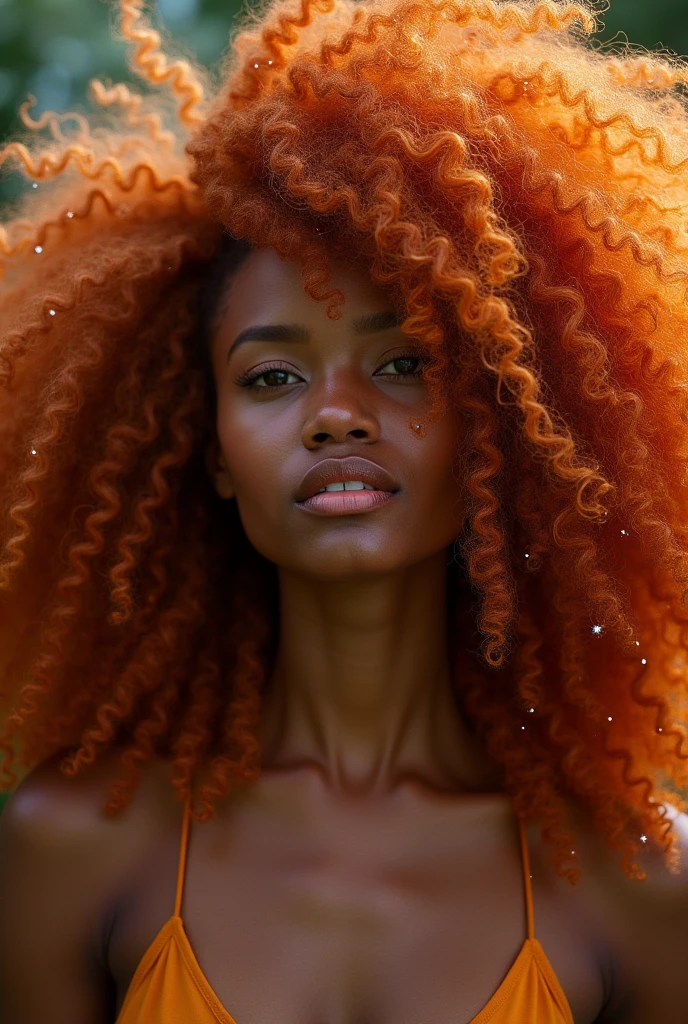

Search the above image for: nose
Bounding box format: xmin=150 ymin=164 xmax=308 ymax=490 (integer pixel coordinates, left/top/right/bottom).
xmin=301 ymin=373 xmax=380 ymax=448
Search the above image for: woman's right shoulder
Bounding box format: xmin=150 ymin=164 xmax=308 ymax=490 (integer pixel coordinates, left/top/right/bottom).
xmin=0 ymin=748 xmax=180 ymax=1023
xmin=0 ymin=745 xmax=179 ymax=864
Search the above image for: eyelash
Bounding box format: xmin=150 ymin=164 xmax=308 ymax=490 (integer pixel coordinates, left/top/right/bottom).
xmin=233 ymin=351 xmax=427 ymax=390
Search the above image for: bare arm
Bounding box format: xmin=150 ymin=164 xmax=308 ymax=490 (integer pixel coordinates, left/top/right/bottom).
xmin=0 ymin=754 xmax=116 ymax=1024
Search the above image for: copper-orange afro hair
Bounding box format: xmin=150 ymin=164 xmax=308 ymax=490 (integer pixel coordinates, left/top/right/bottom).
xmin=2 ymin=0 xmax=688 ymax=884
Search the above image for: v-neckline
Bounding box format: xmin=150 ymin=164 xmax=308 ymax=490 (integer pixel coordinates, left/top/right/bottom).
xmin=118 ymin=915 xmax=570 ymax=1024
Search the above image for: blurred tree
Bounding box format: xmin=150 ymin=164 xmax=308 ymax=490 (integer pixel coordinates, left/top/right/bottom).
xmin=601 ymin=0 xmax=688 ymax=55
xmin=0 ymin=0 xmax=243 ymax=204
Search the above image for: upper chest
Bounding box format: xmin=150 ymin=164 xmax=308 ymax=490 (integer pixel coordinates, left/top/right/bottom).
xmin=106 ymin=776 xmax=604 ymax=1024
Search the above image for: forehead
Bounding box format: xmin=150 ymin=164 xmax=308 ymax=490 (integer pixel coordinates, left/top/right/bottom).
xmin=220 ymin=247 xmax=396 ymax=328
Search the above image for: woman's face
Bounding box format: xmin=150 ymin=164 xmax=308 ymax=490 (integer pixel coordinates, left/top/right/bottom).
xmin=208 ymin=247 xmax=465 ymax=579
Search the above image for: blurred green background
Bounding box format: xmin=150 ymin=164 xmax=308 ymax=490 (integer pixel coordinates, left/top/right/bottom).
xmin=0 ymin=0 xmax=687 ymax=814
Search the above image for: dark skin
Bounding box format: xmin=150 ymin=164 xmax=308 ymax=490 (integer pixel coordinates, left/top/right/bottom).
xmin=1 ymin=248 xmax=688 ymax=1024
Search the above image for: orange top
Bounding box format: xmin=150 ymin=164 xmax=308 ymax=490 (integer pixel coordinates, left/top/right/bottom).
xmin=115 ymin=794 xmax=574 ymax=1024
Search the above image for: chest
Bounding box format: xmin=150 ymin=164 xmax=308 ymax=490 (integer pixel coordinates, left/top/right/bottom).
xmin=107 ymin=797 xmax=603 ymax=1024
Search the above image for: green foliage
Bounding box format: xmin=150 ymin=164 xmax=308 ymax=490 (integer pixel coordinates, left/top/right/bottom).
xmin=600 ymin=0 xmax=688 ymax=56
xmin=0 ymin=0 xmax=243 ymax=204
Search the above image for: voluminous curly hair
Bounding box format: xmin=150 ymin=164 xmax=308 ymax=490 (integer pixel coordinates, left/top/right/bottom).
xmin=2 ymin=0 xmax=688 ymax=884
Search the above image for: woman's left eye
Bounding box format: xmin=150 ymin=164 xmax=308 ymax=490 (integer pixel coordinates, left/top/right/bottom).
xmin=376 ymin=354 xmax=425 ymax=377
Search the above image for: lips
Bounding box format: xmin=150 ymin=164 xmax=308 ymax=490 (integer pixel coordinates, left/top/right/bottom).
xmin=295 ymin=457 xmax=399 ymax=502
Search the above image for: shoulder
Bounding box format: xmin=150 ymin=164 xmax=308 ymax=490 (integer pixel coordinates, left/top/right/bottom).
xmin=0 ymin=749 xmax=182 ymax=1020
xmin=563 ymin=798 xmax=688 ymax=1022
xmin=0 ymin=745 xmax=182 ymax=943
xmin=569 ymin=797 xmax=688 ymax=906
xmin=0 ymin=745 xmax=179 ymax=846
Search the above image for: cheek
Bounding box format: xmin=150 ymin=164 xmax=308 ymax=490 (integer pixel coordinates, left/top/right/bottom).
xmin=420 ymin=415 xmax=464 ymax=512
xmin=216 ymin=407 xmax=294 ymax=556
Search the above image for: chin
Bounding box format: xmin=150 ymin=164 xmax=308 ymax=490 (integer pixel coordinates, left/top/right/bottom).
xmin=279 ymin=545 xmax=412 ymax=580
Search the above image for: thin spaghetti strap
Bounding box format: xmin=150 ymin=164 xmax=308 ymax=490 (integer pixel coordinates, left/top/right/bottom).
xmin=174 ymin=789 xmax=192 ymax=919
xmin=517 ymin=815 xmax=535 ymax=941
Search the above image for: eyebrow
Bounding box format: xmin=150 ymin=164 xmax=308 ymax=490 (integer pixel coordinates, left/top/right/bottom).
xmin=226 ymin=309 xmax=404 ymax=362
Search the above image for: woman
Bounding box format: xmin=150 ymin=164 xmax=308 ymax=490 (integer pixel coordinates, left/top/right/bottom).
xmin=0 ymin=0 xmax=687 ymax=1019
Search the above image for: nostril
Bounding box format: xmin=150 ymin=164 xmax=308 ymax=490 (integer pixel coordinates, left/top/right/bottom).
xmin=310 ymin=428 xmax=369 ymax=443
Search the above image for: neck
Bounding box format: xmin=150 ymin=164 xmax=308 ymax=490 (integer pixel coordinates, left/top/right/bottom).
xmin=258 ymin=551 xmax=503 ymax=798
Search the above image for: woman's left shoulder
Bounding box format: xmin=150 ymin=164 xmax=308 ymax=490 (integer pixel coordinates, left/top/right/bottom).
xmin=568 ymin=799 xmax=688 ymax=1022
xmin=586 ymin=799 xmax=688 ymax=899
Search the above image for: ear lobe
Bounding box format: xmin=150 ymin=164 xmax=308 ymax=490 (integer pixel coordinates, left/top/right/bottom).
xmin=205 ymin=441 xmax=235 ymax=501
xmin=214 ymin=465 xmax=235 ymax=501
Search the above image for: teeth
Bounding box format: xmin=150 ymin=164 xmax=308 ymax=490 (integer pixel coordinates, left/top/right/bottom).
xmin=315 ymin=481 xmax=376 ymax=494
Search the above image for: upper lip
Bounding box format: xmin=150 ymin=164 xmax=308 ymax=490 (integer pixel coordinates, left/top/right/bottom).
xmin=295 ymin=457 xmax=400 ymax=502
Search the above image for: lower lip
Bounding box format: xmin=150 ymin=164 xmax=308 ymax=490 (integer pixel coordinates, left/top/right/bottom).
xmin=297 ymin=489 xmax=397 ymax=515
